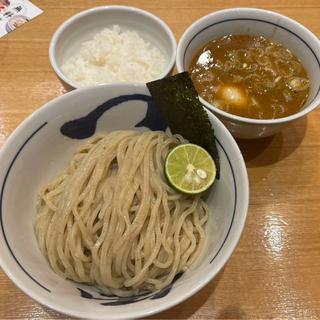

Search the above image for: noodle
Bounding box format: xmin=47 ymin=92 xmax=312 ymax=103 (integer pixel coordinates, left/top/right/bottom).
xmin=34 ymin=130 xmax=209 ymax=296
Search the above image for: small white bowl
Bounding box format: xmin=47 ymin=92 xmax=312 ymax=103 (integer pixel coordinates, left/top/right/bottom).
xmin=49 ymin=6 xmax=177 ymax=90
xmin=0 ymin=84 xmax=248 ymax=319
xmin=176 ymin=8 xmax=320 ymax=139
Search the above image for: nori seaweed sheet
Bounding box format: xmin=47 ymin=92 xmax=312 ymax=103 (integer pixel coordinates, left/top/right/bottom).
xmin=147 ymin=72 xmax=220 ymax=178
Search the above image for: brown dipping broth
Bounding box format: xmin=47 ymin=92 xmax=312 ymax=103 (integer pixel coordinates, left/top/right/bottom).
xmin=189 ymin=35 xmax=310 ymax=119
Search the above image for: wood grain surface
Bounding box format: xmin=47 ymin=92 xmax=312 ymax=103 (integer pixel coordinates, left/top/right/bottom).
xmin=1 ymin=1 xmax=320 ymax=319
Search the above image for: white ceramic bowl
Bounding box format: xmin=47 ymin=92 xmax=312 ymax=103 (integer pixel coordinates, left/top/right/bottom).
xmin=49 ymin=6 xmax=177 ymax=90
xmin=0 ymin=84 xmax=248 ymax=319
xmin=176 ymin=8 xmax=320 ymax=139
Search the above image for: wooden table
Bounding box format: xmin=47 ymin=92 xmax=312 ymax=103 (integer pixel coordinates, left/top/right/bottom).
xmin=1 ymin=0 xmax=320 ymax=319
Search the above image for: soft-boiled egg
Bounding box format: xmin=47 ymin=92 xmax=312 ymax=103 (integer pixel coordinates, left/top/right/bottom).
xmin=216 ymin=84 xmax=248 ymax=108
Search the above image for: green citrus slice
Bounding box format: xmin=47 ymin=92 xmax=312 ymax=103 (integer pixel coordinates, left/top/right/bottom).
xmin=165 ymin=144 xmax=216 ymax=194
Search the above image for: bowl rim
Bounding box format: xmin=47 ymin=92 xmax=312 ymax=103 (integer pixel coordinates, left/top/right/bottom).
xmin=49 ymin=5 xmax=177 ymax=89
xmin=0 ymin=83 xmax=249 ymax=319
xmin=176 ymin=7 xmax=320 ymax=125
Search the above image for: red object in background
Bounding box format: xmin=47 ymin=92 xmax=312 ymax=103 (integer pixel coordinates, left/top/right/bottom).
xmin=0 ymin=0 xmax=10 ymax=13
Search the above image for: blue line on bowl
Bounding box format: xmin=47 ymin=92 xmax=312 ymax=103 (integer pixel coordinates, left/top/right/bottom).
xmin=183 ymin=18 xmax=320 ymax=104
xmin=60 ymin=94 xmax=166 ymax=139
xmin=210 ymin=139 xmax=237 ymax=264
xmin=0 ymin=122 xmax=50 ymax=292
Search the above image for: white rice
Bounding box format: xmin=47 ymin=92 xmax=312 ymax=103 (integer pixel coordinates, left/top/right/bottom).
xmin=61 ymin=25 xmax=168 ymax=86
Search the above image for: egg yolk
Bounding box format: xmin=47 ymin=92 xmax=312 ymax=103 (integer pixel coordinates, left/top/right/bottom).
xmin=216 ymin=84 xmax=248 ymax=109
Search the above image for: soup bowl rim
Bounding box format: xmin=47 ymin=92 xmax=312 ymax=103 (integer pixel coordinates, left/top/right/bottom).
xmin=176 ymin=7 xmax=320 ymax=125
